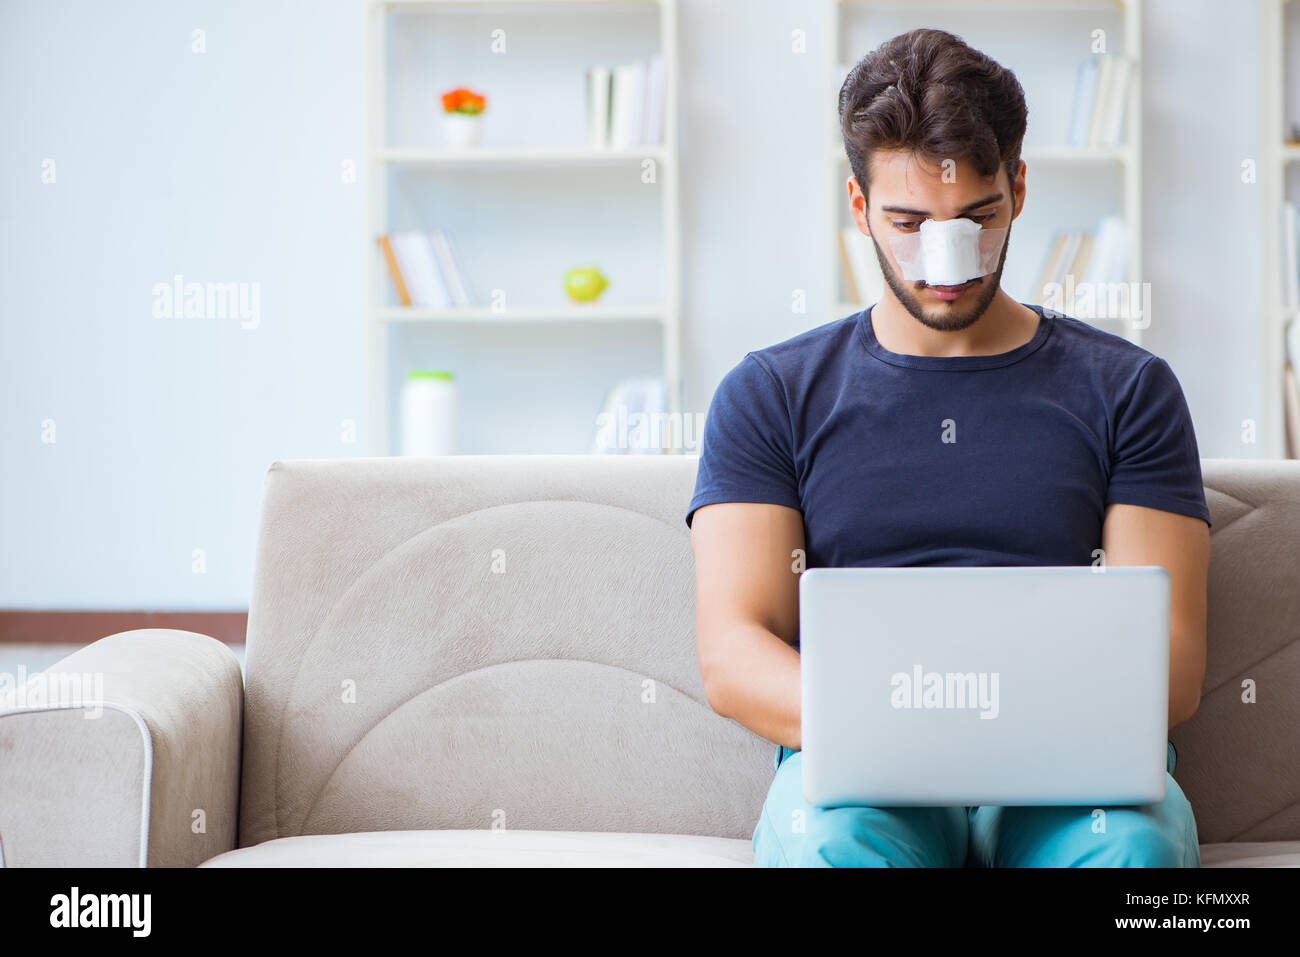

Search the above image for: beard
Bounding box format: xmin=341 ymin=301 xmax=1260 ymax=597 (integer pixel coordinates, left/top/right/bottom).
xmin=871 ymin=218 xmax=1012 ymax=332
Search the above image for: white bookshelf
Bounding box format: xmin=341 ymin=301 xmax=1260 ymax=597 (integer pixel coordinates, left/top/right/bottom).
xmin=364 ymin=0 xmax=680 ymax=455
xmin=1260 ymin=0 xmax=1295 ymax=459
xmin=376 ymin=304 xmax=665 ymax=322
xmin=825 ymin=0 xmax=1144 ymax=347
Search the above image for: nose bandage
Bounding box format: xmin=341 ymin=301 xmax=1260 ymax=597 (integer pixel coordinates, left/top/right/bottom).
xmin=888 ymin=217 xmax=1008 ymax=286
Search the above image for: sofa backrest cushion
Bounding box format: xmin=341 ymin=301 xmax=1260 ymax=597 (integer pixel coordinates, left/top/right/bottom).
xmin=238 ymin=455 xmax=772 ymax=847
xmin=1173 ymin=459 xmax=1300 ymax=844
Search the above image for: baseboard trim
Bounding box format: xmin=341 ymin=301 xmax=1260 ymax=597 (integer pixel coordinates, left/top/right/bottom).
xmin=0 ymin=611 xmax=247 ymax=645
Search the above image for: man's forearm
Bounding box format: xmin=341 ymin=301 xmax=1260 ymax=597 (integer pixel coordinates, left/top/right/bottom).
xmin=1168 ymin=684 xmax=1201 ymax=732
xmin=1168 ymin=629 xmax=1204 ymax=731
xmin=700 ymin=623 xmax=802 ymax=750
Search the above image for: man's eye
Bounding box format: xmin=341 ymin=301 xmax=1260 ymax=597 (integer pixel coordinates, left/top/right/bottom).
xmin=893 ymin=214 xmax=994 ymax=230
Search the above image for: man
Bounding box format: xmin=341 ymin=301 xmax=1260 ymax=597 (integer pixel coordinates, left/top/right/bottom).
xmin=686 ymin=29 xmax=1210 ymax=867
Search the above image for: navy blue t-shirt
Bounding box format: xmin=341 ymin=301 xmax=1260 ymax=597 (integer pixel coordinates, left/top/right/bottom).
xmin=685 ymin=304 xmax=1211 ymax=570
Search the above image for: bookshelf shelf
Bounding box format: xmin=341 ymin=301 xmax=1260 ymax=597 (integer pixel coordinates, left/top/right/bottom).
xmin=830 ymin=144 xmax=1132 ymax=164
xmin=374 ymin=0 xmax=661 ymax=8
xmin=838 ymin=0 xmax=1119 ymax=7
xmin=376 ymin=304 xmax=666 ymax=323
xmin=377 ymin=146 xmax=669 ymax=167
xmin=1021 ymin=145 xmax=1133 ymax=164
xmin=365 ymin=0 xmax=680 ymax=454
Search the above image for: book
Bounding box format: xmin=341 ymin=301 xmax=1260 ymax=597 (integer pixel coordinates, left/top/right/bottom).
xmin=1066 ymin=59 xmax=1100 ymax=147
xmin=389 ymin=231 xmax=450 ymax=309
xmin=1086 ymin=57 xmax=1114 ymax=147
xmin=378 ymin=235 xmax=411 ymax=307
xmin=442 ymin=228 xmax=476 ymax=306
xmin=1100 ymin=57 xmax=1132 ymax=146
xmin=1030 ymin=232 xmax=1069 ymax=303
xmin=592 ymin=376 xmax=668 ymax=454
xmin=838 ymin=229 xmax=860 ymax=304
xmin=1065 ymin=233 xmax=1096 ymax=283
xmin=1284 ymin=363 xmax=1300 ymax=458
xmin=1085 ymin=216 xmax=1128 ymax=285
xmin=430 ymin=229 xmax=470 ymax=307
xmin=588 ymin=57 xmax=664 ymax=148
xmin=1067 ymin=55 xmax=1132 ymax=149
xmin=1283 ymin=201 xmax=1299 ymax=311
xmin=609 ymin=61 xmax=646 ymax=149
xmin=587 ymin=66 xmax=611 ymax=149
xmin=839 ymin=226 xmax=883 ymax=306
xmin=1054 ymin=232 xmax=1083 ymax=288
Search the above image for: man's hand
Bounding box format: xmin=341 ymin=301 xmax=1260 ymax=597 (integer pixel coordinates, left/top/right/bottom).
xmin=691 ymin=502 xmax=805 ymax=749
xmin=1100 ymin=503 xmax=1211 ymax=730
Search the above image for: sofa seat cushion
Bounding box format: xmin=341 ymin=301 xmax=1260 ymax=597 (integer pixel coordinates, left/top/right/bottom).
xmin=201 ymin=831 xmax=1300 ymax=868
xmin=200 ymin=829 xmax=755 ymax=867
xmin=1199 ymin=842 xmax=1300 ymax=867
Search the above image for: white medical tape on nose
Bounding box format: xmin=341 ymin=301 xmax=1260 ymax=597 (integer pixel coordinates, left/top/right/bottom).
xmin=888 ymin=217 xmax=1008 ymax=286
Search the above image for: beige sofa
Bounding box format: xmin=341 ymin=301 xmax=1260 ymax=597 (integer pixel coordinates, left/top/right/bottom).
xmin=1 ymin=456 xmax=1297 ymax=867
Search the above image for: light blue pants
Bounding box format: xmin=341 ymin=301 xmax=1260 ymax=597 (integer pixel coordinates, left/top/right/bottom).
xmin=753 ymin=741 xmax=1201 ymax=867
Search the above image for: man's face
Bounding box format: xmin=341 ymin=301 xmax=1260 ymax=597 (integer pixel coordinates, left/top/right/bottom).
xmin=849 ymin=151 xmax=1024 ymax=331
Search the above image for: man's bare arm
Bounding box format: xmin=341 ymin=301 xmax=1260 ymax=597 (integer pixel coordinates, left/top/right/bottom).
xmin=1100 ymin=502 xmax=1211 ymax=730
xmin=691 ymin=502 xmax=804 ymax=749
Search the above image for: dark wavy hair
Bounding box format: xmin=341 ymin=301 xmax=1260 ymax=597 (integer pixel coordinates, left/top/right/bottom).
xmin=838 ymin=29 xmax=1028 ymax=201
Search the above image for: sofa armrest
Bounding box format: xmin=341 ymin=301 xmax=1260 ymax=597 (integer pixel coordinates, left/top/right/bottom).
xmin=0 ymin=628 xmax=243 ymax=867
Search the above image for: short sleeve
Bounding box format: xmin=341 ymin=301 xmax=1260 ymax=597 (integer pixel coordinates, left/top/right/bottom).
xmin=1105 ymin=356 xmax=1212 ymax=527
xmin=685 ymin=353 xmax=801 ymax=527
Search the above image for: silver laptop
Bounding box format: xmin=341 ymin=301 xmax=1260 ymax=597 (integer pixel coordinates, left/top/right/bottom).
xmin=799 ymin=566 xmax=1170 ymax=807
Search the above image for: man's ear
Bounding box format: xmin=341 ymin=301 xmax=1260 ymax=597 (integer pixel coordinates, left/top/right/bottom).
xmin=848 ymin=176 xmax=871 ymax=237
xmin=1010 ymin=159 xmax=1027 ymax=221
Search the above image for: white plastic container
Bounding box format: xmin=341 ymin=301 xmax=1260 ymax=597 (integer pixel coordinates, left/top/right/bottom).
xmin=401 ymin=370 xmax=458 ymax=456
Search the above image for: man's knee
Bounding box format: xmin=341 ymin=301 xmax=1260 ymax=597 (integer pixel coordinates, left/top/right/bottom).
xmin=796 ymin=806 xmax=960 ymax=867
xmin=1066 ymin=804 xmax=1198 ymax=867
xmin=796 ymin=807 xmax=894 ymax=867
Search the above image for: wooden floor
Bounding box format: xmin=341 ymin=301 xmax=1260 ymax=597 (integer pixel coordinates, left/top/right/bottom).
xmin=0 ymin=643 xmax=247 ymax=681
xmin=0 ymin=611 xmax=247 ymax=645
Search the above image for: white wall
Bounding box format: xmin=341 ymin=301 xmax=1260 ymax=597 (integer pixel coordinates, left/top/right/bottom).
xmin=0 ymin=0 xmax=369 ymax=608
xmin=0 ymin=0 xmax=1272 ymax=610
xmin=1141 ymin=0 xmax=1264 ymax=459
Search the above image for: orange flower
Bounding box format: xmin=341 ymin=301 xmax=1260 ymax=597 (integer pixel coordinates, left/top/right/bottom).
xmin=441 ymin=87 xmax=487 ymax=114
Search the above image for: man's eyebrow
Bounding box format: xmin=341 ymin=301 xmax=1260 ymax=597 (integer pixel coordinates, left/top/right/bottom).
xmin=879 ymin=192 xmax=1006 ymax=217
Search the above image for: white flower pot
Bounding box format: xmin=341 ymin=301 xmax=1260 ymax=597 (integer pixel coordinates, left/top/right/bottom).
xmin=444 ymin=112 xmax=482 ymax=149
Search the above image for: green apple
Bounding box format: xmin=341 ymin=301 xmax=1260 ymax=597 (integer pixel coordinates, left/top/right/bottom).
xmin=564 ymin=266 xmax=609 ymax=303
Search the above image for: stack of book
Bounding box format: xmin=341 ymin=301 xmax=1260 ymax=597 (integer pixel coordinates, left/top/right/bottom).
xmin=586 ymin=55 xmax=664 ymax=149
xmin=838 ymin=226 xmax=884 ymax=308
xmin=1065 ymin=55 xmax=1133 ymax=148
xmin=1279 ymin=201 xmax=1300 ymax=457
xmin=591 ymin=376 xmax=668 ymax=454
xmin=1285 ymin=319 xmax=1300 ymax=458
xmin=378 ymin=230 xmax=474 ymax=309
xmin=1281 ymin=201 xmax=1300 ymax=311
xmin=1028 ymin=217 xmax=1129 ymax=304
